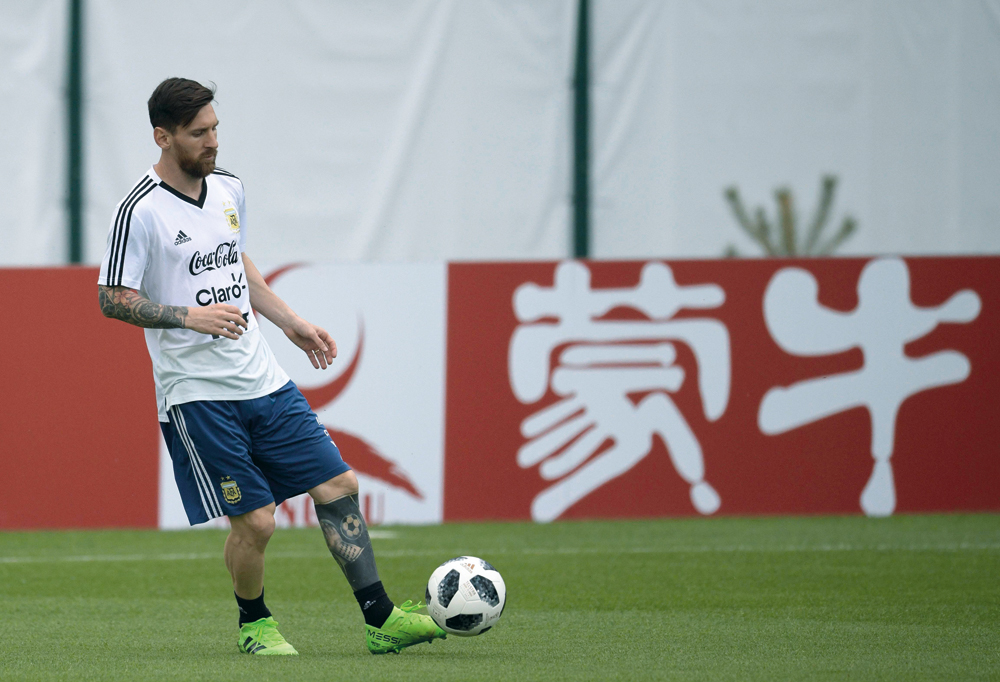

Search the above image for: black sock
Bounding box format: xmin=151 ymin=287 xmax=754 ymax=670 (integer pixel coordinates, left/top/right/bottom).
xmin=235 ymin=588 xmax=272 ymax=626
xmin=354 ymin=581 xmax=395 ymax=628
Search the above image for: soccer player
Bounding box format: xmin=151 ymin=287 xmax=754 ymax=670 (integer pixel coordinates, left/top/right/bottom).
xmin=97 ymin=77 xmax=445 ymax=656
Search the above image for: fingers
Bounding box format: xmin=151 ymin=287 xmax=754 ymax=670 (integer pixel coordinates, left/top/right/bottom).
xmin=187 ymin=304 xmax=248 ymax=338
xmin=226 ymin=306 xmax=248 ymax=330
xmin=218 ymin=310 xmax=246 ymax=338
xmin=221 ymin=320 xmax=243 ymax=339
xmin=300 ymin=326 xmax=329 ymax=369
xmin=214 ymin=315 xmax=243 ymax=340
xmin=304 ymin=347 xmax=320 ymax=369
xmin=300 ymin=327 xmax=336 ymax=370
xmin=313 ymin=344 xmax=329 ymax=369
xmin=211 ymin=305 xmax=247 ymax=329
xmin=210 ymin=304 xmax=247 ymax=337
xmin=286 ymin=320 xmax=338 ymax=370
xmin=315 ymin=327 xmax=337 ymax=360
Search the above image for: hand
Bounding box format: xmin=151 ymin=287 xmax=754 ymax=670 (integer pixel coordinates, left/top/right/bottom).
xmin=185 ymin=304 xmax=248 ymax=339
xmin=283 ymin=316 xmax=337 ymax=369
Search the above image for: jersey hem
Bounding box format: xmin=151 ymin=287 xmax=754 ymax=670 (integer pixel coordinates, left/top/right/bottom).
xmin=164 ymin=377 xmax=292 ymax=413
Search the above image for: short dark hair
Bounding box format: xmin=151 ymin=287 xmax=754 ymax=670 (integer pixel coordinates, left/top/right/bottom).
xmin=148 ymin=78 xmax=216 ymax=132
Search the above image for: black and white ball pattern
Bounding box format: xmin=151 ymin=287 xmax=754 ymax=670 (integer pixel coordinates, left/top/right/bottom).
xmin=341 ymin=514 xmax=362 ymax=539
xmin=425 ymin=556 xmax=506 ymax=636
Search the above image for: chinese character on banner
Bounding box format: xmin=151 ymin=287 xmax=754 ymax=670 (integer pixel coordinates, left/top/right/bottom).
xmin=758 ymin=257 xmax=982 ymax=517
xmin=508 ymin=261 xmax=731 ymax=522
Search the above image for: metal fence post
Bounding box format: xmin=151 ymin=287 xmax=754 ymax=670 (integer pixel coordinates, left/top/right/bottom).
xmin=67 ymin=0 xmax=84 ymax=264
xmin=572 ymin=0 xmax=590 ymax=259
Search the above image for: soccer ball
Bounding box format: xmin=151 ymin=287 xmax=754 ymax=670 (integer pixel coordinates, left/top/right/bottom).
xmin=425 ymin=556 xmax=506 ymax=636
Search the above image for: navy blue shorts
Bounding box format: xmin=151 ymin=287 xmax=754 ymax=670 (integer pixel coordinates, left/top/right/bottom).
xmin=160 ymin=381 xmax=351 ymax=525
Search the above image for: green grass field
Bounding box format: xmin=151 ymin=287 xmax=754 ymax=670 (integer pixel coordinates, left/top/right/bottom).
xmin=2 ymin=515 xmax=998 ymax=681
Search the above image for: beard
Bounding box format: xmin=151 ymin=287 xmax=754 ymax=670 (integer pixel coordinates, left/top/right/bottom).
xmin=177 ymin=148 xmax=217 ymax=179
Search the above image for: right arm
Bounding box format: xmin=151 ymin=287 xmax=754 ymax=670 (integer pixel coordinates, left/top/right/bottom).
xmin=98 ymin=285 xmax=247 ymax=339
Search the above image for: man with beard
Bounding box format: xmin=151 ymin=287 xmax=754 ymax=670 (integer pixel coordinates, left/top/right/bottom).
xmin=97 ymin=78 xmax=445 ymax=656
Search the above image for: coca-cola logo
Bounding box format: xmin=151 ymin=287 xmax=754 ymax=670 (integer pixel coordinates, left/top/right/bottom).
xmin=189 ymin=240 xmax=239 ymax=276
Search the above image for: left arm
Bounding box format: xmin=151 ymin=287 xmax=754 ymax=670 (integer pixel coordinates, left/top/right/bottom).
xmin=243 ymin=253 xmax=337 ymax=369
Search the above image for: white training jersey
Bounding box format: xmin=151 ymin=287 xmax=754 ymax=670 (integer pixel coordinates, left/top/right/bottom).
xmin=98 ymin=166 xmax=289 ymax=421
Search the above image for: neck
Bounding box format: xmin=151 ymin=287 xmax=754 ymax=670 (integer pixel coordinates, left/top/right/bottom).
xmin=153 ymin=156 xmax=204 ymax=200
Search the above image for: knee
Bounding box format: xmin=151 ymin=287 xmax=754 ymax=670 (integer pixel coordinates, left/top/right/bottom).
xmin=309 ymin=469 xmax=358 ymax=504
xmin=232 ymin=507 xmax=275 ymax=548
xmin=338 ymin=470 xmax=359 ymax=496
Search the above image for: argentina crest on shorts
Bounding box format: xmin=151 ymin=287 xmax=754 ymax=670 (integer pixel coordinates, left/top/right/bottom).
xmin=221 ymin=476 xmax=242 ymax=504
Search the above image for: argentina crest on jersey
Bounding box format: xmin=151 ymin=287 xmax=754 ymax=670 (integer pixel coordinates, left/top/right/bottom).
xmin=223 ymin=200 xmax=240 ymax=234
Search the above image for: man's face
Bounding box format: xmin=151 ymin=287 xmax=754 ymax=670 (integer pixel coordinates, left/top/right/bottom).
xmin=166 ymin=104 xmax=218 ymax=179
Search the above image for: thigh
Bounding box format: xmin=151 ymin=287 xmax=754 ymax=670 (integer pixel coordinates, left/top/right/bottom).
xmin=247 ymin=383 xmax=351 ymax=505
xmin=168 ymin=401 xmax=275 ymax=519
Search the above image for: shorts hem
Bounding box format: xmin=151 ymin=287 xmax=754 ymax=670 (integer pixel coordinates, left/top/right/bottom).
xmin=272 ymin=462 xmax=352 ymax=506
xmin=219 ymin=492 xmax=276 ymax=519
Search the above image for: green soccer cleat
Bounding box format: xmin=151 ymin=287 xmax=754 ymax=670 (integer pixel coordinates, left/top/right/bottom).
xmin=238 ymin=617 xmax=299 ymax=655
xmin=365 ymin=600 xmax=447 ymax=655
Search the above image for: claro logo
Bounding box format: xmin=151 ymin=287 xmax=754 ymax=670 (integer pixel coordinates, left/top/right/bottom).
xmin=189 ymin=240 xmax=239 ymax=275
xmin=196 ymin=284 xmax=246 ymax=306
xmin=197 ymin=273 xmax=248 ymax=306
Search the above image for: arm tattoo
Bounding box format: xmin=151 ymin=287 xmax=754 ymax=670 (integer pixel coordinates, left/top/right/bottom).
xmin=98 ymin=285 xmax=188 ymax=329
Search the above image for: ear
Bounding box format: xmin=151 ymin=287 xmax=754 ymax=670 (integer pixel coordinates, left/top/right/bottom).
xmin=153 ymin=126 xmax=172 ymax=151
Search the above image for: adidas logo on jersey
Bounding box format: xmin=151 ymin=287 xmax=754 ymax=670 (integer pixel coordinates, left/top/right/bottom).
xmin=174 ymin=231 xmax=191 ymax=245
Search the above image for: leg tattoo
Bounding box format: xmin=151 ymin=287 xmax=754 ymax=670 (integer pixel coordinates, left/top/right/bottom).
xmin=315 ymin=494 xmax=381 ymax=591
xmin=316 ymin=493 xmax=395 ymax=627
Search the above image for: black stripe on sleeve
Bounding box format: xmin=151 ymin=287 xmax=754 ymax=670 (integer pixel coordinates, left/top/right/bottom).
xmin=212 ymin=168 xmax=245 ymax=196
xmin=112 ymin=182 xmax=156 ymax=286
xmin=107 ymin=177 xmax=154 ymax=286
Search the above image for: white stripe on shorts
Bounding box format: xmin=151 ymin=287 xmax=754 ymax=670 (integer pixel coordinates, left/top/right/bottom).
xmin=171 ymin=406 xmax=224 ymax=519
xmin=174 ymin=407 xmax=224 ymax=518
xmin=169 ymin=407 xmax=214 ymax=519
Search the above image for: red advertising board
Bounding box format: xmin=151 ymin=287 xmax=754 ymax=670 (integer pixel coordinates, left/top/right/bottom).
xmin=0 ymin=268 xmax=160 ymax=529
xmin=444 ymin=257 xmax=1000 ymax=521
xmin=1 ymin=258 xmax=997 ymax=530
